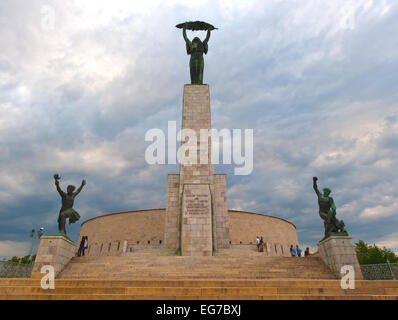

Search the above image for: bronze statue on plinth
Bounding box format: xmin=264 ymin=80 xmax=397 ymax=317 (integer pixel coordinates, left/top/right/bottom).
xmin=176 ymin=21 xmax=217 ymax=85
xmin=313 ymin=176 xmax=348 ymax=241
xmin=54 ymin=173 xmax=86 ymax=236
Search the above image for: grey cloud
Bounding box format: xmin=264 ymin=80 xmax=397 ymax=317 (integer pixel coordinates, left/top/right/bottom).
xmin=1 ymin=1 xmax=397 ymax=256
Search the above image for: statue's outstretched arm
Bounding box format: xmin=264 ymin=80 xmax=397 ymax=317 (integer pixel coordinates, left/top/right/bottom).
xmin=55 ymin=180 xmax=64 ymax=197
xmin=313 ymin=177 xmax=320 ymax=197
xmin=74 ymin=180 xmax=86 ymax=197
xmin=204 ymin=29 xmax=211 ymax=44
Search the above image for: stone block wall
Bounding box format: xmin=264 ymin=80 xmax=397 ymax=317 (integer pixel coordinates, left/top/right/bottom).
xmin=164 ymin=174 xmax=180 ymax=250
xmin=318 ymin=236 xmax=363 ymax=279
xmin=31 ymin=236 xmax=76 ymax=278
xmin=214 ymin=174 xmax=230 ymax=248
xmin=79 ymin=209 xmax=165 ymax=256
xmin=228 ymin=210 xmax=299 ymax=257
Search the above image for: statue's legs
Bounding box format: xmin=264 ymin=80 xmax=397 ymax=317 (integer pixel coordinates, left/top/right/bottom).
xmin=58 ymin=212 xmax=66 ymax=234
xmin=319 ymin=211 xmax=329 ymax=239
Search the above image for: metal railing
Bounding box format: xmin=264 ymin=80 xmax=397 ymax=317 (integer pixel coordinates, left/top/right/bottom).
xmin=360 ymin=260 xmax=398 ymax=280
xmin=0 ymin=261 xmax=34 ymax=278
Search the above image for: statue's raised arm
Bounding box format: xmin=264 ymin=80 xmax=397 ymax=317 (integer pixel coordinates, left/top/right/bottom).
xmin=73 ymin=179 xmax=86 ymax=197
xmin=313 ymin=176 xmax=320 ymax=197
xmin=182 ymin=24 xmax=191 ymax=45
xmin=54 ymin=173 xmax=64 ymax=197
xmin=204 ymin=29 xmax=211 ymax=45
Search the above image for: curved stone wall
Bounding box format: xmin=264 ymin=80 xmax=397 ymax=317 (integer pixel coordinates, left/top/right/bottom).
xmin=228 ymin=210 xmax=299 ymax=257
xmin=78 ymin=208 xmax=298 ymax=257
xmin=79 ymin=209 xmax=166 ymax=257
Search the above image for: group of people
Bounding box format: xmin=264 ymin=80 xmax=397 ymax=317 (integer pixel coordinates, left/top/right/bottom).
xmin=77 ymin=236 xmax=88 ymax=257
xmin=256 ymin=236 xmax=265 ymax=252
xmin=290 ymin=245 xmax=310 ymax=257
xmin=256 ymin=237 xmax=311 ymax=257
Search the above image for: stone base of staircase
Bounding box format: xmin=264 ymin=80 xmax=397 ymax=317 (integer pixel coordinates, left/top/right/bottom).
xmin=2 ymin=248 xmax=397 ymax=300
xmin=0 ymin=278 xmax=397 ymax=300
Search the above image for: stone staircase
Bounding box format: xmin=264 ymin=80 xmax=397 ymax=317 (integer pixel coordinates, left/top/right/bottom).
xmin=0 ymin=278 xmax=397 ymax=300
xmin=1 ymin=249 xmax=397 ymax=300
xmin=57 ymin=255 xmax=336 ymax=280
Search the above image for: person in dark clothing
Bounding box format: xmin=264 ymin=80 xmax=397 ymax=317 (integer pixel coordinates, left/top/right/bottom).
xmin=304 ymin=247 xmax=310 ymax=257
xmin=259 ymin=237 xmax=264 ymax=252
xmin=77 ymin=236 xmax=85 ymax=257
xmin=82 ymin=236 xmax=88 ymax=256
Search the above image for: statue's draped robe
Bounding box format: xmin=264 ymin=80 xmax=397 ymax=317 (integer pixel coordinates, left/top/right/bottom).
xmin=186 ymin=41 xmax=208 ymax=84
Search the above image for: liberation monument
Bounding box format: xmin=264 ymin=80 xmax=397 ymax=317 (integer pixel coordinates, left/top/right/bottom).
xmin=164 ymin=21 xmax=229 ymax=256
xmin=18 ymin=19 xmax=398 ymax=301
xmin=74 ymin=21 xmax=298 ymax=258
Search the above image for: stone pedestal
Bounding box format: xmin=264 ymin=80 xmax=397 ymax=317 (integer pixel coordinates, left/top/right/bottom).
xmin=31 ymin=235 xmax=76 ymax=278
xmin=318 ymin=236 xmax=363 ymax=280
xmin=164 ymin=84 xmax=230 ymax=254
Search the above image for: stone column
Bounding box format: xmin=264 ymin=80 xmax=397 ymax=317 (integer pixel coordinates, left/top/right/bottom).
xmin=31 ymin=235 xmax=76 ymax=278
xmin=164 ymin=84 xmax=230 ymax=255
xmin=318 ymin=236 xmax=363 ymax=279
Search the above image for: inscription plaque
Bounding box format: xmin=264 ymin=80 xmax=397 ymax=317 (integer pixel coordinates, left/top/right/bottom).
xmin=181 ymin=184 xmax=213 ymax=256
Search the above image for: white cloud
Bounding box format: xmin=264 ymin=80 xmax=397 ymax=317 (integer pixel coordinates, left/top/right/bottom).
xmin=375 ymin=232 xmax=398 ymax=253
xmin=0 ymin=241 xmax=30 ymax=258
xmin=360 ymin=202 xmax=398 ymax=220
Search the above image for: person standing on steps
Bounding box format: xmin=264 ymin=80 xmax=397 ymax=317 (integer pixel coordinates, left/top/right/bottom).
xmin=259 ymin=236 xmax=264 ymax=252
xmin=304 ymin=247 xmax=310 ymax=257
xmin=77 ymin=237 xmax=85 ymax=257
xmin=256 ymin=236 xmax=260 ymax=252
xmin=83 ymin=236 xmax=88 ymax=256
xmin=290 ymin=245 xmax=296 ymax=257
xmin=296 ymin=245 xmax=302 ymax=257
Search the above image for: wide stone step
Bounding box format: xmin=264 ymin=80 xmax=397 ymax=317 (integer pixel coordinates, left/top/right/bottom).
xmin=0 ymin=285 xmax=397 ymax=295
xmin=3 ymin=278 xmax=397 ymax=288
xmin=1 ymin=278 xmax=397 ymax=299
xmin=0 ymin=293 xmax=397 ymax=300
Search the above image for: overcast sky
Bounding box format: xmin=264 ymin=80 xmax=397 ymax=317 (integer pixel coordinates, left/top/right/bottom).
xmin=1 ymin=0 xmax=397 ymax=258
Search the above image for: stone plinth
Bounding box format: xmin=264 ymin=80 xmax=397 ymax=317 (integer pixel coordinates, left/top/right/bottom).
xmin=181 ymin=184 xmax=212 ymax=256
xmin=318 ymin=236 xmax=363 ymax=279
xmin=31 ymin=235 xmax=76 ymax=278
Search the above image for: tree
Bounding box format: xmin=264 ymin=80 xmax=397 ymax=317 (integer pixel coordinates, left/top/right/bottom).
xmin=7 ymin=255 xmax=36 ymax=264
xmin=355 ymin=240 xmax=398 ymax=265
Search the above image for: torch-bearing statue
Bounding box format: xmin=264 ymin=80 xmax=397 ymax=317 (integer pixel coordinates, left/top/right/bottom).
xmin=313 ymin=176 xmax=348 ymax=241
xmin=54 ymin=173 xmax=86 ymax=235
xmin=176 ymin=21 xmax=217 ymax=85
